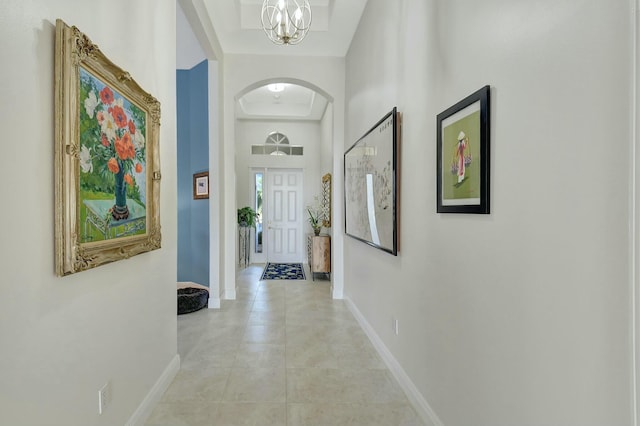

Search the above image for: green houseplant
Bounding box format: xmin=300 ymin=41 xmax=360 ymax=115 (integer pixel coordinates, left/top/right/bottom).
xmin=237 ymin=206 xmax=257 ymax=228
xmin=307 ymin=208 xmax=322 ymax=235
xmin=307 ymin=197 xmax=323 ymax=235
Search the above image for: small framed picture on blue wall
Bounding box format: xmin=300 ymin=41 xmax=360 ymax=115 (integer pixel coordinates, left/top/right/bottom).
xmin=193 ymin=171 xmax=209 ymax=200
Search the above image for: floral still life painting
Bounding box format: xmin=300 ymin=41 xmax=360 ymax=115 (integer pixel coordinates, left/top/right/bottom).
xmin=55 ymin=19 xmax=161 ymax=276
xmin=79 ymin=68 xmax=147 ymax=243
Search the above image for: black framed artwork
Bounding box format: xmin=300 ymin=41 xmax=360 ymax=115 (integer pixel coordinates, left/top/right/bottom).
xmin=437 ymin=85 xmax=490 ymax=214
xmin=344 ymin=107 xmax=398 ymax=255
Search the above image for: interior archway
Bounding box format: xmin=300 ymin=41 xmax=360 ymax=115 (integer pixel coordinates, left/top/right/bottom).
xmin=235 ymin=78 xmax=334 ymax=104
xmin=233 ymin=78 xmax=335 ymax=269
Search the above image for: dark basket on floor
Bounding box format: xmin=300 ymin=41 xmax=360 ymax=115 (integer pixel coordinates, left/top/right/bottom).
xmin=177 ymin=287 xmax=209 ymax=315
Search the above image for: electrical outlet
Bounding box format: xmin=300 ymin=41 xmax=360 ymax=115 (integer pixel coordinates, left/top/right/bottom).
xmin=393 ymin=318 xmax=399 ymax=335
xmin=98 ymin=381 xmax=112 ymax=415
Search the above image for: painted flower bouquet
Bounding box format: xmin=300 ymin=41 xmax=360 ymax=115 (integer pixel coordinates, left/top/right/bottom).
xmin=79 ymin=69 xmax=146 ymax=221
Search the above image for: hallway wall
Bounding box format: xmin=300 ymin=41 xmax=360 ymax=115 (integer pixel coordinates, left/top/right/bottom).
xmin=0 ymin=1 xmax=178 ymax=425
xmin=177 ymin=60 xmax=210 ymax=287
xmin=319 ymin=103 xmax=334 ymax=236
xmin=344 ymin=0 xmax=633 ymax=425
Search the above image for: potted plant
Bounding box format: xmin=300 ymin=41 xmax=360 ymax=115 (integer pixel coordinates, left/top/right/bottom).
xmin=307 ymin=198 xmax=323 ymax=236
xmin=237 ymin=206 xmax=257 ymax=228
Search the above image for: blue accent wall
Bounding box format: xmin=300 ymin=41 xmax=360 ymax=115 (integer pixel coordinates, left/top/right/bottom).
xmin=177 ymin=60 xmax=209 ymax=286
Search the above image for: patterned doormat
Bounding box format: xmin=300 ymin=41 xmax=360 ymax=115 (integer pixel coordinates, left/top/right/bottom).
xmin=261 ymin=263 xmax=306 ymax=280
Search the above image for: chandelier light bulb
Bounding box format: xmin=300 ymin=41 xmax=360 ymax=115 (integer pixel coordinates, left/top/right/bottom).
xmin=294 ymin=7 xmax=302 ymax=26
xmin=268 ymin=83 xmax=285 ymax=93
xmin=261 ymin=0 xmax=312 ymax=45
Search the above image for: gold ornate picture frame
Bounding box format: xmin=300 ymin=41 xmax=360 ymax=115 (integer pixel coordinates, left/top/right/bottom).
xmin=321 ymin=173 xmax=332 ymax=228
xmin=55 ymin=19 xmax=161 ymax=276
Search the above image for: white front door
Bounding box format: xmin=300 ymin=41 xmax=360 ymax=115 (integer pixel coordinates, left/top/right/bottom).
xmin=266 ymin=169 xmax=303 ymax=263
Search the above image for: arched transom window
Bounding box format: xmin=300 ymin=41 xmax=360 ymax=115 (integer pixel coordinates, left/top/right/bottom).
xmin=251 ymin=131 xmax=303 ymax=156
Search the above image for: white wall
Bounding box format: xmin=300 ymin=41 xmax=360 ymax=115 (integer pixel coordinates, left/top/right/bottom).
xmin=176 ymin=1 xmax=206 ymax=70
xmin=345 ymin=0 xmax=633 ymax=425
xmin=222 ymin=54 xmax=346 ymax=298
xmin=0 ymin=1 xmax=177 ymax=425
xmin=320 ymin=103 xmax=333 ymax=176
xmin=208 ymin=59 xmax=222 ymax=307
xmin=319 ymin=103 xmax=334 ymax=235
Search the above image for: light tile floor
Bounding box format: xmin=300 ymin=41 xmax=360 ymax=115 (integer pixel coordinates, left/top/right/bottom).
xmin=146 ymin=265 xmax=424 ymax=426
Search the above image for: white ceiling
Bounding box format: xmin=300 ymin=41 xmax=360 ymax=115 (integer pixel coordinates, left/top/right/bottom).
xmin=198 ymin=0 xmax=368 ymax=57
xmin=236 ymin=83 xmax=328 ymax=120
xmin=178 ymin=0 xmax=367 ymax=120
xmin=177 ymin=1 xmax=207 ymax=70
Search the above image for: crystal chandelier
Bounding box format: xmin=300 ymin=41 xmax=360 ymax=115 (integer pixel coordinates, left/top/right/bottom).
xmin=261 ymin=0 xmax=312 ymax=45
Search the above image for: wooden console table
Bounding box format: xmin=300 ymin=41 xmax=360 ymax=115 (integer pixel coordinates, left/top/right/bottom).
xmin=307 ymin=234 xmax=331 ymax=281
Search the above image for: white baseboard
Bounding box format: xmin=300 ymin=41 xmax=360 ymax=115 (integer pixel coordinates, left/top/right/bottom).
xmin=344 ymin=297 xmax=444 ymax=426
xmin=332 ymin=285 xmax=343 ymax=299
xmin=208 ymin=297 xmax=220 ymax=309
xmin=223 ymin=287 xmax=236 ymax=300
xmin=126 ymin=354 xmax=180 ymax=426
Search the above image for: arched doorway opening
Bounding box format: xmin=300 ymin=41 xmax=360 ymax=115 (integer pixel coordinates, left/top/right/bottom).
xmin=234 ymin=79 xmax=334 ymax=267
